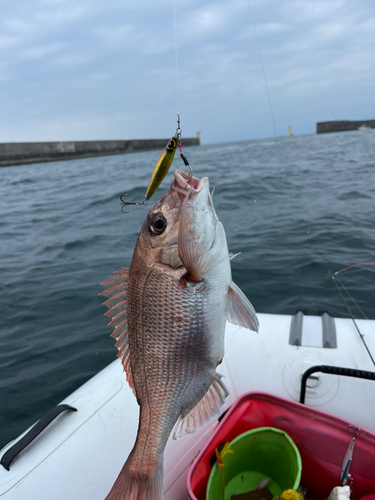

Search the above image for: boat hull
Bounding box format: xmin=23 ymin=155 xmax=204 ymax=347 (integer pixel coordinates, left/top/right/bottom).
xmin=1 ymin=313 xmax=375 ymax=499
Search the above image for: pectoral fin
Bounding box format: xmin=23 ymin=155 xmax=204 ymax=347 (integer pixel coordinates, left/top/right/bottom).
xmin=227 ymin=281 xmax=259 ymax=332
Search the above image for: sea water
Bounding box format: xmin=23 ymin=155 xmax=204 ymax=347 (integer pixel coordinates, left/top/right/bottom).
xmin=1 ymin=130 xmax=375 ymax=447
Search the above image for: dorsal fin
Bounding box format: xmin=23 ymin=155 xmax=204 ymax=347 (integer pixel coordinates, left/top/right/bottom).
xmin=100 ymin=268 xmax=134 ymax=395
xmin=173 ymin=372 xmax=229 ymax=440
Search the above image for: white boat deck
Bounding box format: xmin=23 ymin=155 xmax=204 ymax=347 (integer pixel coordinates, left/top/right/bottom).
xmin=1 ymin=313 xmax=374 ymax=499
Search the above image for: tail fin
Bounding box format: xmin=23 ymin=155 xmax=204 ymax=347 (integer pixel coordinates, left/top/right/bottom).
xmin=105 ymin=455 xmax=164 ymax=500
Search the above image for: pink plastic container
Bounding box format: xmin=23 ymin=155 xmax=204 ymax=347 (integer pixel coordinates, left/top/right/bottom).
xmin=187 ymin=392 xmax=375 ymax=500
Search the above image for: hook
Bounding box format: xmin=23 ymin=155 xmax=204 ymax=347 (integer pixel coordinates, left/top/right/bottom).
xmin=186 ymin=162 xmax=193 ymax=182
xmin=120 ymin=194 xmax=147 ymax=213
xmin=180 ymin=152 xmax=192 ymax=182
xmin=348 ymin=424 xmax=361 ymax=439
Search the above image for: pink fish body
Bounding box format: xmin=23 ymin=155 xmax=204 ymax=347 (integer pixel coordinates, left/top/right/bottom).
xmin=101 ymin=170 xmax=258 ymax=499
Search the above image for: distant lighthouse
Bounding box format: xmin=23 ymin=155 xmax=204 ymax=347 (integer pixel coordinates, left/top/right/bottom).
xmin=288 ymin=126 xmax=292 ymax=136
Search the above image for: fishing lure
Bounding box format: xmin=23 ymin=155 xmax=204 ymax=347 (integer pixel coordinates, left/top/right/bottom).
xmin=121 ymin=116 xmax=192 ymax=212
xmin=341 ymin=425 xmax=360 ymax=489
xmin=120 ymin=135 xmax=177 ymax=212
xmin=146 ymin=135 xmax=179 ymax=201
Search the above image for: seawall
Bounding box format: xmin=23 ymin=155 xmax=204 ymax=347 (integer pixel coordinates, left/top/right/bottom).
xmin=0 ymin=137 xmax=200 ymax=167
xmin=316 ymin=120 xmax=375 ymax=134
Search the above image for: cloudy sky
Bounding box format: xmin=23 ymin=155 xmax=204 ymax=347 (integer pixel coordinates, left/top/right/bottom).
xmin=0 ymin=0 xmax=374 ymax=144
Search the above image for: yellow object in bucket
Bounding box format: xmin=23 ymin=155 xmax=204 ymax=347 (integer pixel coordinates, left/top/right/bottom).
xmin=275 ymin=490 xmax=304 ymax=500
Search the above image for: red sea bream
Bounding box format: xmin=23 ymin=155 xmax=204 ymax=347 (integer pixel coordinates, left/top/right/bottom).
xmin=100 ymin=170 xmax=259 ymax=500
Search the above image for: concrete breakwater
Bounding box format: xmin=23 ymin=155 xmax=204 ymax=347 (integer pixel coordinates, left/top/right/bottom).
xmin=0 ymin=136 xmax=201 ymax=167
xmin=316 ymin=120 xmax=375 ymax=134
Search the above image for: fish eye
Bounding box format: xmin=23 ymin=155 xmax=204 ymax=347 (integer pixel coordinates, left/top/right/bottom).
xmin=149 ymin=214 xmax=167 ymax=235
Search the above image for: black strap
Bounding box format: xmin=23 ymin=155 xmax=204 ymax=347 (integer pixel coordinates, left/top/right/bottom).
xmin=1 ymin=404 xmax=77 ymax=471
xmin=180 ymin=153 xmax=190 ymax=167
xmin=300 ymin=365 xmax=375 ymax=404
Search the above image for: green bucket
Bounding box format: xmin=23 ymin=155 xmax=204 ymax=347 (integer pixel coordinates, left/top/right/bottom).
xmin=206 ymin=427 xmax=302 ymax=500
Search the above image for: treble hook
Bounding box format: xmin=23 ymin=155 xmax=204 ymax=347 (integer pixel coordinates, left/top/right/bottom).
xmin=120 ymin=194 xmax=147 ymax=214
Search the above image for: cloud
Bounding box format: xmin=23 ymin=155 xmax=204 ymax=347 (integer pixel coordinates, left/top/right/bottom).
xmin=0 ymin=35 xmax=20 ymax=50
xmin=0 ymin=0 xmax=374 ymax=143
xmin=238 ymin=22 xmax=291 ymax=40
xmin=18 ymin=42 xmax=67 ymax=60
xmin=33 ymin=5 xmax=88 ymax=26
xmin=53 ymin=52 xmax=91 ymax=68
xmin=93 ymin=24 xmax=172 ymax=56
xmin=3 ymin=17 xmax=37 ymax=35
xmin=284 ymin=0 xmax=345 ymax=22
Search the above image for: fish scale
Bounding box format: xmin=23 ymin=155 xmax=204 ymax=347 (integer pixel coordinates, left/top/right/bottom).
xmin=128 ymin=266 xmax=211 ymax=409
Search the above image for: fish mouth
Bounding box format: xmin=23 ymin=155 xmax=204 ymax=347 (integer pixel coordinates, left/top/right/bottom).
xmin=174 ymin=169 xmax=218 ymax=253
xmin=173 ymin=170 xmax=208 ymax=195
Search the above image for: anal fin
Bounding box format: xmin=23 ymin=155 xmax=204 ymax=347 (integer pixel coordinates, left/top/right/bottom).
xmin=173 ymin=373 xmax=229 ymax=440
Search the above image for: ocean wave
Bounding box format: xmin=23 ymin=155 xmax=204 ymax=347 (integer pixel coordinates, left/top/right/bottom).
xmin=10 ymin=178 xmax=36 ymax=186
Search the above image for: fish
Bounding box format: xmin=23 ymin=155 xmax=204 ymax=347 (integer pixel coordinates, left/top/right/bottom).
xmin=100 ymin=170 xmax=259 ymax=500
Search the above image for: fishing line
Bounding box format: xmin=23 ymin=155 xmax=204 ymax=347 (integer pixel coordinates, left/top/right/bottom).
xmin=331 ymin=270 xmax=375 ymax=366
xmin=245 ymin=2 xmax=372 ymax=363
xmin=172 ymin=0 xmax=192 ymax=178
xmin=244 ymin=0 xmax=372 ymax=342
xmin=172 ymin=0 xmax=180 ymax=115
xmin=244 ymin=2 xmax=371 ymax=353
xmin=267 ymin=115 xmax=372 ymax=358
xmin=334 ymin=274 xmax=368 ymax=320
xmin=120 ymin=1 xmax=192 ymax=212
xmin=247 ymin=0 xmax=278 ymax=140
xmin=245 ymin=2 xmax=371 ymax=338
xmin=245 ymin=0 xmax=372 ymax=359
xmin=309 ymin=232 xmax=374 ymax=365
xmin=335 ymin=262 xmax=375 ymax=275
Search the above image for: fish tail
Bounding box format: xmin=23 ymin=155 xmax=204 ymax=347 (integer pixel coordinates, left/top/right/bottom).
xmin=105 ymin=451 xmax=164 ymax=500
